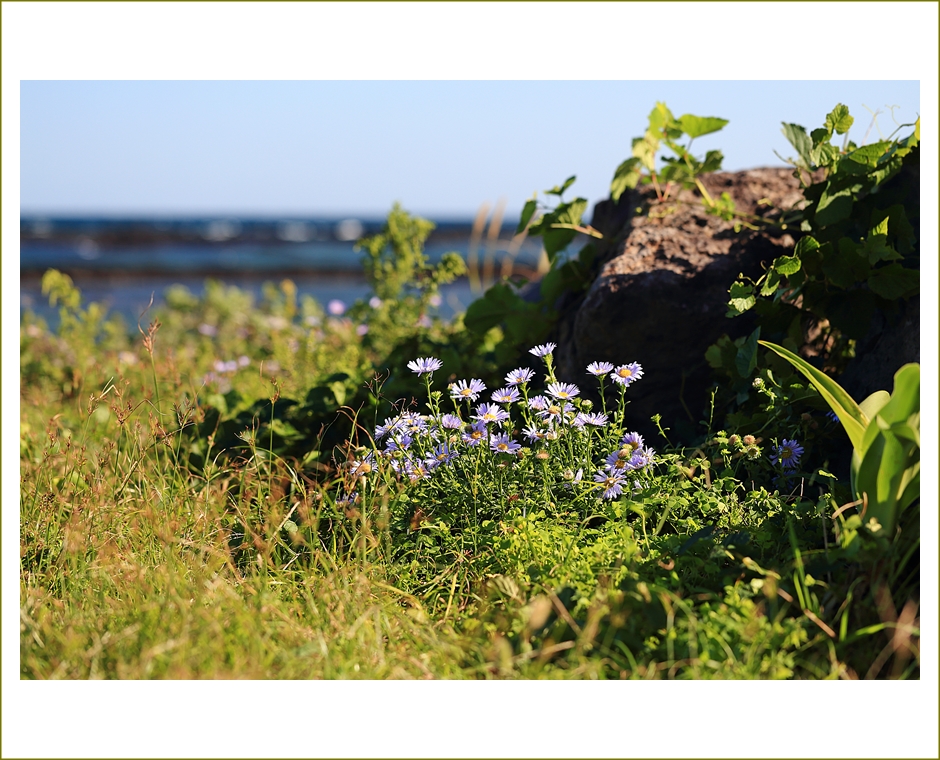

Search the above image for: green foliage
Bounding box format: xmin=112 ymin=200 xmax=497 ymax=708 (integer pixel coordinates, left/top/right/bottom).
xmin=761 ymin=341 xmax=919 ymax=538
xmin=727 ymin=105 xmax=919 ymax=355
xmin=610 ymin=102 xmax=729 ymax=214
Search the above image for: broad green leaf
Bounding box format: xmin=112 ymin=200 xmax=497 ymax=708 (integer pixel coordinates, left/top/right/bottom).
xmin=874 ymin=204 xmax=916 ymax=256
xmin=464 ymin=283 xmax=529 ymax=334
xmin=781 ymin=123 xmax=813 ymax=167
xmin=867 ymin=264 xmax=919 ymax=300
xmin=759 ymin=340 xmax=867 ymax=450
xmin=735 ymin=327 xmax=760 ymax=378
xmin=759 ymin=268 xmax=782 ymax=297
xmin=794 ymin=235 xmax=820 ymax=258
xmin=843 ymin=141 xmax=892 ymax=168
xmin=810 ymin=127 xmax=831 ymax=145
xmin=700 ymin=149 xmax=724 ymax=173
xmin=678 ymin=114 xmax=729 ymax=139
xmin=897 ymin=465 xmax=920 ymax=512
xmin=774 ymin=255 xmax=801 ymax=276
xmin=825 ymin=104 xmax=854 ymax=135
xmin=541 ymin=197 xmax=587 ymax=261
xmin=516 ymin=197 xmax=538 ymax=234
xmin=632 ymin=135 xmax=658 ymax=172
xmin=610 ymin=157 xmax=643 ymax=203
xmin=728 ymin=281 xmax=755 ymax=315
xmin=854 ymin=429 xmax=906 ymax=533
xmin=648 ymin=102 xmax=676 ymax=131
xmin=545 ymin=175 xmax=576 ymax=197
xmin=822 ymin=238 xmax=870 ymax=288
xmin=810 ymin=141 xmax=839 ymax=167
xmin=815 ymin=186 xmax=854 ymax=226
xmin=858 ymin=390 xmax=890 ymax=421
xmin=877 ymin=364 xmax=920 ymax=425
xmin=862 ymin=235 xmax=902 ymax=265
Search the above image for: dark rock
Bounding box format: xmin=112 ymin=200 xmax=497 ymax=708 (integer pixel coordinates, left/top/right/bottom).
xmin=839 ymin=295 xmax=920 ymax=401
xmin=555 ymin=168 xmax=807 ymax=438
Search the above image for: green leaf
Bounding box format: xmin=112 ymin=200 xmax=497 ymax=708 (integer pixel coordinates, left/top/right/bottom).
xmin=516 ymin=197 xmax=538 ymax=234
xmin=867 ymin=264 xmax=919 ymax=300
xmin=759 ymin=268 xmax=782 ymax=297
xmin=464 ymin=283 xmax=530 ymax=334
xmin=545 ymin=175 xmax=576 ymax=197
xmin=677 ymin=114 xmax=729 ymax=139
xmin=541 ymin=197 xmax=588 ymax=261
xmin=897 ymin=464 xmax=920 ymax=513
xmin=648 ymin=102 xmax=676 ymax=132
xmin=822 ymin=238 xmax=870 ymax=288
xmin=774 ymin=255 xmax=801 ymax=276
xmin=861 ymin=218 xmax=902 ymax=264
xmin=854 ymin=428 xmax=906 ymax=533
xmin=859 ymin=390 xmax=890 ymax=422
xmin=735 ymin=327 xmax=761 ymax=378
xmin=758 ymin=340 xmax=868 ymax=450
xmin=610 ymin=157 xmax=643 ymax=203
xmin=840 ymin=141 xmax=892 ymax=172
xmin=810 ymin=127 xmax=832 ymax=145
xmin=810 ymin=141 xmax=839 ymax=167
xmin=632 ymin=135 xmax=658 ymax=173
xmin=825 ymin=104 xmax=854 ymax=135
xmin=815 ymin=186 xmax=854 ymax=226
xmin=877 ymin=364 xmax=920 ymax=426
xmin=794 ymin=235 xmax=820 ymax=258
xmin=781 ymin=123 xmax=813 ymax=168
xmin=700 ymin=149 xmax=724 ymax=174
xmin=728 ymin=281 xmax=755 ymax=315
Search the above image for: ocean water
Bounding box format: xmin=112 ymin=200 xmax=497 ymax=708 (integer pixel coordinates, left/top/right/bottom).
xmin=20 ymin=216 xmax=546 ymax=325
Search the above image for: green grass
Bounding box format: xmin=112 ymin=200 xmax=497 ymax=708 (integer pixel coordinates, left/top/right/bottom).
xmin=19 ymin=247 xmax=920 ymax=686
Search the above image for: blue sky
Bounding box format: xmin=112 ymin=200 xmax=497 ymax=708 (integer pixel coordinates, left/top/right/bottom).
xmin=20 ymin=80 xmax=920 ymax=219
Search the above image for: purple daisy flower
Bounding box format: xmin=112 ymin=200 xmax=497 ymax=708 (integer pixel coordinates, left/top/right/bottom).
xmin=491 ymin=386 xmax=522 ymax=404
xmin=523 ymin=424 xmax=548 ymax=443
xmin=538 ymin=401 xmax=575 ymax=425
xmin=461 ymin=421 xmax=489 ymax=447
xmin=546 ymin=381 xmax=580 ymax=400
xmin=505 ymin=367 xmax=534 ymax=386
xmin=426 ymin=442 xmax=459 ymax=467
xmin=490 ymin=433 xmax=522 ymax=454
xmin=384 ymin=433 xmax=413 ymax=453
xmin=594 ymin=468 xmax=627 ymax=500
xmin=374 ymin=416 xmax=403 ymax=440
xmin=348 ymin=454 xmax=376 ymax=478
xmin=440 ymin=413 xmax=463 ymax=430
xmin=528 ymin=395 xmax=550 ymax=411
xmin=473 ymin=403 xmax=511 ymax=425
xmin=770 ymin=439 xmax=804 ymax=471
xmin=406 ymin=356 xmax=443 ymax=375
xmin=399 ymin=413 xmax=429 ymax=435
xmin=403 ymin=458 xmax=431 ymax=481
xmin=450 ymin=378 xmax=487 ymax=402
xmin=580 ymin=412 xmax=609 ymax=426
xmin=621 ymin=431 xmax=644 ymax=452
xmin=610 ymin=362 xmax=644 ymax=387
xmin=529 ymin=342 xmax=557 ymax=358
xmin=586 ymin=361 xmax=614 ymax=377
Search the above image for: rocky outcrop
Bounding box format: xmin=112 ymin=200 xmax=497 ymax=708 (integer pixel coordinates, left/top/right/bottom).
xmin=555 ymin=168 xmax=807 ymax=436
xmin=840 ymin=294 xmax=920 ymax=401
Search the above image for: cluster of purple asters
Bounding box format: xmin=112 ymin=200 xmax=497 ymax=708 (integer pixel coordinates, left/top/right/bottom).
xmin=344 ymin=346 xmax=652 ymax=501
xmin=593 ymin=431 xmax=656 ymax=500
